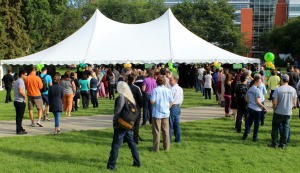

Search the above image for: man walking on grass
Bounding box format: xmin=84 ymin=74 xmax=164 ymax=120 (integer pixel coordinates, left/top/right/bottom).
xmin=25 ymin=66 xmax=44 ymax=127
xmin=268 ymin=74 xmax=297 ymax=149
xmin=14 ymin=69 xmax=28 ymax=135
xmin=169 ymin=76 xmax=183 ymax=143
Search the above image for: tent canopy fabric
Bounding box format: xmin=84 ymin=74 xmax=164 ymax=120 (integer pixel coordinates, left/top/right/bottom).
xmin=1 ymin=9 xmax=260 ymax=65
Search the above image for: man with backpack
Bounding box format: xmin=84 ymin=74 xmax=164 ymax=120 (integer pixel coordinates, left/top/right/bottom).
xmin=25 ymin=66 xmax=44 ymax=127
xmin=235 ymin=74 xmax=248 ymax=133
xmin=40 ymin=67 xmax=52 ymax=121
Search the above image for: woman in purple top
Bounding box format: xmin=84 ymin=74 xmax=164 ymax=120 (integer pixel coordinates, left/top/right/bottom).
xmin=141 ymin=69 xmax=157 ymax=125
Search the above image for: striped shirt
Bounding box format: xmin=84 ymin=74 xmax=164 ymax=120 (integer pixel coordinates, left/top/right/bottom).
xmin=151 ymin=85 xmax=173 ymax=118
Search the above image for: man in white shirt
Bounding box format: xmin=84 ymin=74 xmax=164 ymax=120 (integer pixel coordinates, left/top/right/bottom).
xmin=169 ymin=76 xmax=184 ymax=143
xmin=198 ymin=66 xmax=205 ymax=94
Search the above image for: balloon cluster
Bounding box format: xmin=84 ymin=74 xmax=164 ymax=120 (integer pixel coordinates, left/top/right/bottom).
xmin=168 ymin=61 xmax=176 ymax=73
xmin=124 ymin=63 xmax=132 ymax=68
xmin=36 ymin=64 xmax=44 ymax=72
xmin=264 ymin=52 xmax=275 ymax=69
xmin=213 ymin=61 xmax=221 ymax=69
xmin=78 ymin=63 xmax=87 ymax=72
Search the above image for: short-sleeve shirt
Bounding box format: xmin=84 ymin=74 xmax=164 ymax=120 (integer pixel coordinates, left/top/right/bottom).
xmin=204 ymin=74 xmax=212 ymax=88
xmin=14 ymin=78 xmax=25 ymax=102
xmin=143 ymin=77 xmax=157 ymax=95
xmin=150 ymin=86 xmax=173 ymax=118
xmin=258 ymin=83 xmax=267 ymax=102
xmin=40 ymin=74 xmax=52 ymax=95
xmin=246 ymin=85 xmax=261 ymax=111
xmin=273 ymin=85 xmax=297 ymax=115
xmin=79 ymin=79 xmax=89 ymax=91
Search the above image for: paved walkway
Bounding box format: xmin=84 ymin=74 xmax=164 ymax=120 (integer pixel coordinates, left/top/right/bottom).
xmin=0 ymin=102 xmax=273 ymax=137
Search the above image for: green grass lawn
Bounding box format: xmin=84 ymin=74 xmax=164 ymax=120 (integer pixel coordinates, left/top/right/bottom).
xmin=0 ymin=88 xmax=216 ymax=120
xmin=1 ymin=87 xmax=299 ymax=172
xmin=0 ymin=111 xmax=299 ymax=172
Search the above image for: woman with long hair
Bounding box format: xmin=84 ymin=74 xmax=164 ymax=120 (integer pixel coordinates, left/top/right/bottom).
xmin=90 ymin=72 xmax=99 ymax=107
xmin=59 ymin=71 xmax=76 ymax=116
xmin=107 ymin=81 xmax=140 ymax=170
xmin=242 ymin=75 xmax=268 ymax=142
xmin=224 ymin=73 xmax=232 ymax=117
xmin=106 ymin=68 xmax=116 ymax=100
xmin=49 ymin=74 xmax=64 ymax=135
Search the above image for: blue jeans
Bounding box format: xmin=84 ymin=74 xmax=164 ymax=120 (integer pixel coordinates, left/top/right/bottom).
xmin=271 ymin=113 xmax=291 ymax=146
xmin=90 ymin=89 xmax=98 ymax=107
xmin=243 ymin=107 xmax=261 ymax=140
xmin=142 ymin=93 xmax=152 ymax=124
xmin=107 ymin=128 xmax=140 ymax=170
xmin=169 ymin=105 xmax=181 ymax=143
xmin=195 ymin=77 xmax=200 ymax=91
xmin=53 ymin=112 xmax=61 ymax=127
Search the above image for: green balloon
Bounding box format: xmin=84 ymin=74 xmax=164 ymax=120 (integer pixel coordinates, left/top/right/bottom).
xmin=264 ymin=52 xmax=275 ymax=62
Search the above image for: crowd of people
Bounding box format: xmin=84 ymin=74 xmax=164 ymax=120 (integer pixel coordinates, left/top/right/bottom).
xmin=2 ymin=63 xmax=299 ymax=169
xmin=196 ymin=64 xmax=298 ymax=149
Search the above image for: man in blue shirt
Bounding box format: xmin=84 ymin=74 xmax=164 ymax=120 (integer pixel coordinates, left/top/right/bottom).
xmin=150 ymin=75 xmax=173 ymax=152
xmin=40 ymin=67 xmax=52 ymax=121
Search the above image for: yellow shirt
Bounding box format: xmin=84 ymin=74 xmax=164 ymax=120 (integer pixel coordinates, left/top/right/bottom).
xmin=268 ymin=75 xmax=280 ymax=90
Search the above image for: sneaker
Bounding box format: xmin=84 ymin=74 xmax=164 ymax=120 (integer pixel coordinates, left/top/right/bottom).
xmin=30 ymin=123 xmax=36 ymax=127
xmin=36 ymin=122 xmax=44 ymax=127
xmin=252 ymin=138 xmax=258 ymax=142
xmin=17 ymin=131 xmax=27 ymax=135
xmin=267 ymin=143 xmax=278 ymax=148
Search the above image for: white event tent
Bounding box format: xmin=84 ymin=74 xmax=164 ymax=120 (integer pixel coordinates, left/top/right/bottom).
xmin=0 ymin=8 xmax=260 ymax=66
xmin=0 ymin=8 xmax=260 ymax=88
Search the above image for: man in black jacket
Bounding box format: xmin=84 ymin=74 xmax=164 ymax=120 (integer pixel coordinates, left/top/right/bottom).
xmin=2 ymin=69 xmax=14 ymax=103
xmin=128 ymin=74 xmax=143 ymax=144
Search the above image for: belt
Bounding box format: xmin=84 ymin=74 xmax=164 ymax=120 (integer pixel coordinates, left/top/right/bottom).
xmin=172 ymin=104 xmax=180 ymax=107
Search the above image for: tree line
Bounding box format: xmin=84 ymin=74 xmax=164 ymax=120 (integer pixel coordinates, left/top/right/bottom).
xmin=0 ymin=0 xmax=248 ymax=60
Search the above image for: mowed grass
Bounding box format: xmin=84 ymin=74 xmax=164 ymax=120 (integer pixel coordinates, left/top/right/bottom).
xmin=0 ymin=88 xmax=215 ymax=120
xmin=1 ymin=87 xmax=300 ymax=172
xmin=0 ymin=111 xmax=300 ymax=172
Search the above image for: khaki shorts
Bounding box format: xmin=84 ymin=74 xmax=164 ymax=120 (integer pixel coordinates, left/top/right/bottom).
xmin=28 ymin=96 xmax=43 ymax=110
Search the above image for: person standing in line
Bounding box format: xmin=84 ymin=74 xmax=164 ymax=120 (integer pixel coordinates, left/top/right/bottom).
xmin=70 ymin=72 xmax=80 ymax=111
xmin=128 ymin=74 xmax=143 ymax=144
xmin=60 ymin=71 xmax=76 ymax=116
xmin=150 ymin=75 xmax=173 ymax=151
xmin=25 ymin=66 xmax=44 ymax=127
xmin=90 ymin=72 xmax=99 ymax=108
xmin=198 ymin=65 xmax=205 ymax=94
xmin=141 ymin=69 xmax=157 ymax=125
xmin=268 ymin=74 xmax=297 ymax=149
xmin=212 ymin=68 xmax=219 ymax=102
xmin=267 ymin=69 xmax=280 ymax=101
xmin=169 ymin=76 xmax=183 ymax=143
xmin=106 ymin=68 xmax=116 ymax=100
xmin=235 ymin=74 xmax=248 ymax=133
xmin=107 ymin=81 xmax=141 ymax=170
xmin=14 ymin=69 xmax=27 ymax=135
xmin=49 ymin=74 xmax=64 ymax=135
xmin=2 ymin=69 xmax=14 ymax=103
xmin=40 ymin=67 xmax=52 ymax=121
xmin=224 ymin=73 xmax=232 ymax=117
xmin=79 ymin=73 xmax=90 ymax=109
xmin=242 ymin=75 xmax=268 ymax=142
xmin=257 ymin=74 xmax=267 ymax=126
xmin=204 ymin=68 xmax=213 ymax=99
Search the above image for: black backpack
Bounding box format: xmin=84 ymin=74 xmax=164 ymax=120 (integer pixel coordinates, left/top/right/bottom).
xmin=118 ymin=97 xmax=138 ymax=130
xmin=40 ymin=75 xmax=49 ymax=93
xmin=235 ymin=84 xmax=248 ymax=102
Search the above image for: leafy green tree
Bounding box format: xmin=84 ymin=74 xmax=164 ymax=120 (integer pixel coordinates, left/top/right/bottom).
xmin=171 ymin=0 xmax=248 ymax=55
xmin=21 ymin=0 xmax=52 ymax=52
xmin=0 ymin=0 xmax=30 ymax=59
xmin=260 ymin=17 xmax=300 ymax=63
